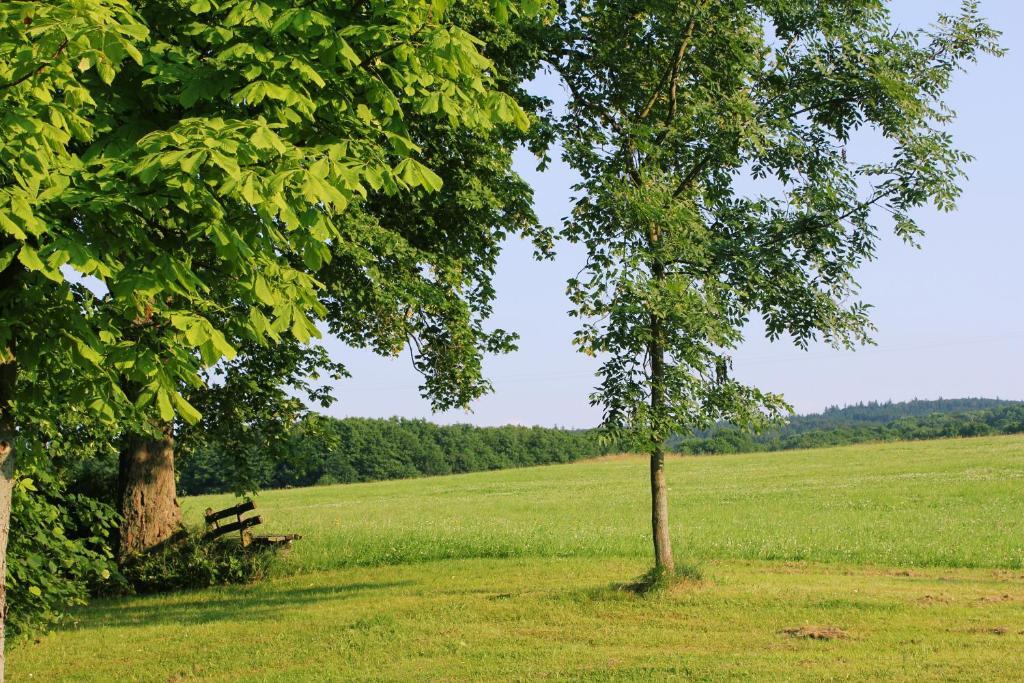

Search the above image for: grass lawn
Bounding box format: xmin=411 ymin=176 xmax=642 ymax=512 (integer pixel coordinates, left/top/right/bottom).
xmin=9 ymin=435 xmax=1024 ymax=680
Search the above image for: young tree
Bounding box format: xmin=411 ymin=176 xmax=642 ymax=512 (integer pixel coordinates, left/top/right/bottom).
xmin=550 ymin=1 xmax=1001 ymax=574
xmin=0 ymin=0 xmax=535 ymax=666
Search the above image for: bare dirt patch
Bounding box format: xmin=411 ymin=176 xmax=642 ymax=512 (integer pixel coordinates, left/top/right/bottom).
xmin=966 ymin=626 xmax=1013 ymax=636
xmin=780 ymin=626 xmax=849 ymax=641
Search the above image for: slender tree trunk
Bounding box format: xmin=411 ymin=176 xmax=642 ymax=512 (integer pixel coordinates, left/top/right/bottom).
xmin=0 ymin=360 xmax=16 ymax=681
xmin=117 ymin=424 xmax=182 ymax=560
xmin=643 ymin=248 xmax=675 ymax=573
xmin=648 ymin=308 xmax=675 ymax=572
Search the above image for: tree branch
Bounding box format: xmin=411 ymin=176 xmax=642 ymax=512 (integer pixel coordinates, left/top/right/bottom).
xmin=358 ymin=22 xmax=428 ymax=70
xmin=637 ymin=15 xmax=698 ymax=121
xmin=665 ymin=36 xmax=687 ymax=125
xmin=672 ymin=149 xmax=712 ymax=198
xmin=791 ymin=95 xmax=856 ymax=118
xmin=545 ymin=52 xmax=624 ymax=136
xmin=0 ymin=38 xmax=69 ymax=91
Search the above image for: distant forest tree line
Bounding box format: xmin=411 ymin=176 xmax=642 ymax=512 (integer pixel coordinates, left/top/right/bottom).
xmin=671 ymin=399 xmax=1024 ymax=454
xmin=123 ymin=399 xmax=1023 ymax=496
xmin=64 ymin=419 xmax=614 ymax=498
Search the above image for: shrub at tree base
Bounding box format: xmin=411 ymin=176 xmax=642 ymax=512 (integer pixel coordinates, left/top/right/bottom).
xmin=114 ymin=531 xmax=278 ymax=597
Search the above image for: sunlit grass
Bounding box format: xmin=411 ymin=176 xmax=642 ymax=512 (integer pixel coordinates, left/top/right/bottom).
xmin=9 ymin=434 xmax=1024 ymax=680
xmin=11 ymin=559 xmax=1024 ymax=681
xmin=187 ymin=434 xmax=1024 ymax=571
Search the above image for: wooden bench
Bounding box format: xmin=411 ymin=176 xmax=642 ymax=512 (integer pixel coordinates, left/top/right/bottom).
xmin=204 ymin=501 xmax=301 ymax=549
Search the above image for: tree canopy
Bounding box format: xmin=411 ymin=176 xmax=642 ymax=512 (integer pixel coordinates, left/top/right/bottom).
xmin=1 ymin=0 xmax=533 ymax=432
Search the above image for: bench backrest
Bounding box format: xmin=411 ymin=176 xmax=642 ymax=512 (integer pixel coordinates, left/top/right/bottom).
xmin=204 ymin=500 xmax=256 ymax=525
xmin=205 ymin=500 xmax=262 ymax=544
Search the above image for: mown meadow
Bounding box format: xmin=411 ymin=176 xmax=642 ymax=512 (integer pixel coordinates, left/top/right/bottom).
xmin=197 ymin=433 xmax=1023 ymax=572
xmin=10 ymin=435 xmax=1024 ymax=680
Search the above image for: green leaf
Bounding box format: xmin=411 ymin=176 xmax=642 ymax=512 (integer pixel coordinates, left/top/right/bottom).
xmin=249 ymin=307 xmax=269 ymax=337
xmin=74 ymin=338 xmax=103 ymax=366
xmin=172 ymin=392 xmax=202 ymax=424
xmin=96 ymin=59 xmax=116 ymax=85
xmin=0 ymin=243 xmax=18 ymax=272
xmin=0 ymin=210 xmax=27 ymax=239
xmin=17 ymin=246 xmax=45 ymax=272
xmin=254 ymin=276 xmax=275 ymax=306
xmin=179 ymin=151 xmax=207 ymax=173
xmin=18 ymin=246 xmax=63 ymax=282
xmin=156 ymin=389 xmax=175 ymax=422
xmin=395 ymin=158 xmax=444 ymax=193
xmin=338 ymin=38 xmax=360 ymax=66
xmin=251 ymin=126 xmax=286 ymax=153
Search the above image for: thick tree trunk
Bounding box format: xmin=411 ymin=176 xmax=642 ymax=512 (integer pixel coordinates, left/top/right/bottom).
xmin=648 ymin=310 xmax=675 ymax=572
xmin=0 ymin=361 xmax=16 ymax=681
xmin=117 ymin=425 xmax=182 ymax=560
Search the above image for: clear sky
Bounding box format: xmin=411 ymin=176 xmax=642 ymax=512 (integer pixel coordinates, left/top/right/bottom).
xmin=322 ymin=0 xmax=1024 ymax=428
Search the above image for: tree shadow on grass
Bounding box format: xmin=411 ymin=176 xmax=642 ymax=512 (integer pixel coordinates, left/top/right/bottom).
xmin=71 ymin=580 xmax=416 ymax=631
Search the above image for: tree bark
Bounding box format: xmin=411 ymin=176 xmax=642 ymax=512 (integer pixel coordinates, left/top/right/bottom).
xmin=0 ymin=377 xmax=14 ymax=682
xmin=0 ymin=257 xmax=19 ymax=681
xmin=117 ymin=425 xmax=182 ymax=560
xmin=648 ymin=307 xmax=675 ymax=572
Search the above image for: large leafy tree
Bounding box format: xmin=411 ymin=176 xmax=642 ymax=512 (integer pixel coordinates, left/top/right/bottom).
xmin=116 ymin=0 xmax=553 ymax=558
xmin=550 ymin=0 xmax=1001 ymax=573
xmin=0 ymin=0 xmax=535 ymax=666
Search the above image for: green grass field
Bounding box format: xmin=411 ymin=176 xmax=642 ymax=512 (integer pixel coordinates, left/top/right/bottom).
xmin=10 ymin=435 xmax=1024 ymax=680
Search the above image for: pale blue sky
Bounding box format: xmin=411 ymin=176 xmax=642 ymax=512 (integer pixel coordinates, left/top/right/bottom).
xmin=323 ymin=1 xmax=1023 ymax=428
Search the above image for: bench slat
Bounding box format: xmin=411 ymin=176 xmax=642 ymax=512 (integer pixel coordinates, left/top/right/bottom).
xmin=204 ymin=500 xmax=256 ymax=524
xmin=251 ymin=533 xmax=302 ymax=548
xmin=205 ymin=515 xmax=263 ymax=540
